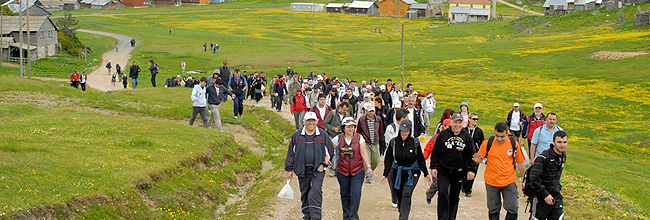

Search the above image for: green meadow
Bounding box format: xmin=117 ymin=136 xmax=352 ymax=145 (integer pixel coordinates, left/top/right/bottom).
xmin=1 ymin=2 xmax=649 ymax=218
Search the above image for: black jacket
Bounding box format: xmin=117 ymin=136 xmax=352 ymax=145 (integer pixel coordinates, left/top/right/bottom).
xmin=405 ymin=107 xmax=426 ymax=137
xmin=206 ymin=85 xmax=232 ymax=105
xmin=129 ymin=65 xmax=140 ymax=78
xmin=529 ymin=148 xmax=566 ymax=199
xmin=506 ymin=110 xmax=527 ymax=132
xmin=219 ymin=66 xmax=231 ymax=85
xmin=284 ymin=128 xmax=333 ymax=178
xmin=383 ymin=136 xmax=429 ymax=178
xmin=465 ymin=126 xmax=485 ymax=152
xmin=430 ymin=127 xmax=477 ymax=174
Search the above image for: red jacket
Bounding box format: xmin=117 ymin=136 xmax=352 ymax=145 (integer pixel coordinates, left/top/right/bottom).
xmin=311 ymin=105 xmax=331 ymax=131
xmin=336 ymin=133 xmax=364 ymax=176
xmin=525 ymin=113 xmax=546 ymax=140
xmin=356 ymin=115 xmax=383 ymax=146
xmin=423 ymin=133 xmax=440 ymax=160
xmin=291 ymin=94 xmax=307 ymax=114
xmin=70 ymin=73 xmax=79 ymax=81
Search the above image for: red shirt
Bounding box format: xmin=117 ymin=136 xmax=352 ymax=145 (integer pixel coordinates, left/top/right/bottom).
xmin=291 ymin=95 xmax=307 ymax=114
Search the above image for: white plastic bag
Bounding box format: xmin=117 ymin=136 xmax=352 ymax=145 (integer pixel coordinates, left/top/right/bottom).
xmin=520 ymin=146 xmax=531 ymax=169
xmin=277 ymin=180 xmax=294 ymax=199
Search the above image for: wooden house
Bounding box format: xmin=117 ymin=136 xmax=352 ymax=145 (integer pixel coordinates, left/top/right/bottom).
xmin=407 ymin=3 xmax=432 ymax=18
xmin=2 ymin=0 xmax=51 ymax=16
xmin=290 ymin=3 xmax=326 ymax=12
xmin=379 ymin=0 xmax=417 ymax=17
xmin=449 ymin=0 xmax=491 ymax=23
xmin=0 ymin=16 xmax=58 ymax=61
xmin=181 ymin=0 xmax=210 ymax=5
xmin=80 ymin=0 xmax=125 ymax=9
xmin=347 ymin=1 xmax=379 ymax=15
xmin=543 ymin=0 xmax=568 ymax=15
xmin=326 ymin=3 xmax=345 ymax=13
xmin=62 ymin=0 xmax=80 ymax=10
xmin=123 ymin=0 xmax=152 ymax=7
xmin=35 ymin=0 xmax=64 ymax=12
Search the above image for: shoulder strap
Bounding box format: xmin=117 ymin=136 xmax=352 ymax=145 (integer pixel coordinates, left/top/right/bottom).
xmin=485 ymin=136 xmax=495 ymax=159
xmin=509 ymin=137 xmax=517 ymax=169
xmin=391 ymin=138 xmax=397 ymax=164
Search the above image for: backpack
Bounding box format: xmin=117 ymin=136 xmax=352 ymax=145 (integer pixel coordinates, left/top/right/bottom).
xmin=155 ymin=65 xmax=160 ymax=73
xmin=522 ymin=166 xmax=534 ymax=199
xmin=485 ymin=136 xmax=517 ymax=170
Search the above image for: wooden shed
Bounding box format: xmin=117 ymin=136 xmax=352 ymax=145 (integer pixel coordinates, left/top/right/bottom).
xmin=123 ymin=0 xmax=152 ymax=7
xmin=326 ymin=3 xmax=344 ymax=13
xmin=379 ymin=0 xmax=417 ymax=17
xmin=0 ymin=16 xmax=58 ymax=61
xmin=290 ymin=2 xmax=326 ymax=12
xmin=347 ymin=1 xmax=379 ymax=15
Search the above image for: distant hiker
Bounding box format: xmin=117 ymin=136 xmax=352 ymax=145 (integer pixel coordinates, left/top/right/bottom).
xmin=422 ymin=92 xmax=436 ymax=130
xmin=130 ymin=38 xmax=136 ymax=47
xmin=216 ymin=44 xmax=219 ymax=53
xmin=181 ymin=61 xmax=186 ymax=72
xmin=203 ymin=42 xmax=207 ymax=52
xmin=506 ymin=102 xmax=526 ymax=144
xmin=206 ymin=79 xmax=233 ymax=132
xmin=472 ymin=122 xmax=526 ymax=220
xmin=523 ymin=103 xmax=546 ymax=151
xmin=459 ymin=102 xmax=470 ymax=128
xmin=430 ymin=113 xmax=477 ymax=220
xmin=378 ymin=28 xmax=381 ymax=34
xmin=228 ymin=69 xmax=247 ymax=119
xmin=149 ymin=59 xmax=158 ymax=88
xmin=463 ymin=112 xmax=484 ymax=197
xmin=169 ymin=27 xmax=172 ymax=34
xmin=129 ymin=61 xmax=141 ymax=89
xmin=210 ymin=43 xmax=214 ymax=51
xmin=274 ymin=77 xmax=289 ymax=112
xmin=381 ymin=119 xmax=431 ymax=220
xmin=111 ymin=73 xmax=117 ymax=86
xmin=189 ymin=77 xmax=208 ymax=128
xmin=356 ymin=102 xmax=383 ymax=177
xmin=116 ymin=62 xmax=122 ymax=82
xmin=284 ymin=111 xmax=333 ymax=220
xmin=291 ymin=87 xmax=308 ymax=131
xmin=115 ymin=44 xmax=119 ymax=52
xmin=374 ymin=27 xmax=377 ymax=32
xmin=251 ymin=75 xmax=264 ymax=102
xmin=384 ymin=107 xmax=409 ymax=208
xmin=528 ymin=131 xmax=568 ymax=220
xmin=333 ymin=117 xmax=373 ymax=220
xmin=122 ymin=73 xmax=128 ymax=89
xmin=530 ymin=113 xmax=563 ymax=162
xmin=80 ymin=72 xmax=87 ymax=92
xmin=106 ymin=60 xmax=112 ymax=74
xmin=70 ymin=70 xmax=79 ymax=88
xmin=218 ymin=61 xmax=232 ymax=88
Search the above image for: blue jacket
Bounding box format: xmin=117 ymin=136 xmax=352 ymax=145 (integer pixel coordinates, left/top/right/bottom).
xmin=274 ymin=80 xmax=289 ymax=96
xmin=285 ymin=127 xmax=333 ymax=178
xmin=191 ymin=84 xmax=207 ymax=107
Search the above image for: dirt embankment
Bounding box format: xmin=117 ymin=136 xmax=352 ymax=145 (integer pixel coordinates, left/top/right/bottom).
xmin=589 ymin=49 xmax=650 ymax=61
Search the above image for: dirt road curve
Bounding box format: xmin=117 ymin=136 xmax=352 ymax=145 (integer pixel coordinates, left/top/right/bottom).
xmin=245 ymin=101 xmax=530 ymax=220
xmin=498 ymin=0 xmax=544 ymax=16
xmin=77 ymin=29 xmax=135 ymax=92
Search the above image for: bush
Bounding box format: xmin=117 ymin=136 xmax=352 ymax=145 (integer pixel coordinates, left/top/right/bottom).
xmin=58 ymin=31 xmax=91 ymax=56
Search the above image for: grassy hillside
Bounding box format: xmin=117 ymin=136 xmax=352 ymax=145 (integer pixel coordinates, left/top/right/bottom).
xmin=0 ymin=77 xmax=293 ymax=218
xmin=62 ymin=5 xmax=650 ymax=217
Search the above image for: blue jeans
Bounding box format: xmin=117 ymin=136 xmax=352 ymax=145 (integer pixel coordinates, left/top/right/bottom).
xmin=336 ymin=170 xmax=365 ymax=220
xmin=328 ymin=148 xmax=338 ymax=172
xmin=132 ymin=78 xmax=138 ymax=89
xmin=233 ymin=94 xmax=245 ymax=117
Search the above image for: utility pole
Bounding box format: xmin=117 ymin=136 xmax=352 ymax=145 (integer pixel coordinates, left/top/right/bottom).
xmin=1 ymin=9 xmax=3 ymax=67
xmin=400 ymin=23 xmax=404 ymax=91
xmin=396 ymin=0 xmax=401 ymax=32
xmin=27 ymin=0 xmax=31 ymax=78
xmin=18 ymin=0 xmax=24 ymax=78
xmin=312 ymin=1 xmax=315 ymax=50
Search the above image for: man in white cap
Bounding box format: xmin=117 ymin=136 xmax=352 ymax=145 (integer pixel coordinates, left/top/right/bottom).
xmin=523 ymin=103 xmax=546 ymax=152
xmin=356 ymin=102 xmax=383 ymax=181
xmin=506 ymin=102 xmax=526 ymax=144
xmin=357 ymin=92 xmax=374 ymax=120
xmin=422 ymin=92 xmax=436 ymax=130
xmin=285 ymin=111 xmax=333 ymax=220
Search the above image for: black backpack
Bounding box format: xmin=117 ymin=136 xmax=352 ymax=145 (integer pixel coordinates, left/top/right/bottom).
xmin=484 ymin=136 xmax=517 ymax=170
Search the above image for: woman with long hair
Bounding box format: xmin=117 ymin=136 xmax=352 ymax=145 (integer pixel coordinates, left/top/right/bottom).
xmin=435 ymin=109 xmax=456 ymax=134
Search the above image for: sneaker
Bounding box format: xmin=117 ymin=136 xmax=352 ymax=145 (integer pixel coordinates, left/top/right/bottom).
xmin=233 ymin=116 xmax=238 ymax=119
xmin=465 ymin=192 xmax=472 ymax=197
xmin=327 ymin=170 xmax=334 ymax=177
xmin=392 ymin=203 xmax=398 ymax=208
xmin=427 ymin=198 xmax=432 ymax=204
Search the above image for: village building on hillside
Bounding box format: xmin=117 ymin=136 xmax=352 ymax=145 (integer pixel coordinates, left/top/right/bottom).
xmin=543 ymin=0 xmax=568 ymax=15
xmin=62 ymin=0 xmax=80 ymax=10
xmin=347 ymin=1 xmax=379 ymax=15
xmin=2 ymin=0 xmax=52 ymax=16
xmin=290 ymin=3 xmax=326 ymax=12
xmin=181 ymin=0 xmax=210 ymax=5
xmin=326 ymin=3 xmax=344 ymax=13
xmin=0 ymin=16 xmax=59 ymax=62
xmin=448 ymin=0 xmax=491 ymax=23
xmin=378 ymin=0 xmax=432 ymax=18
xmin=80 ymin=0 xmax=125 ymax=9
xmin=124 ymin=0 xmax=152 ymax=7
xmin=35 ymin=0 xmax=63 ymax=12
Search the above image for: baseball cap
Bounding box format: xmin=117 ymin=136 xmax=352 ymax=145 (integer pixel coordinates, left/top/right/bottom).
xmin=380 ymin=85 xmax=386 ymax=90
xmin=366 ymin=85 xmax=372 ymax=89
xmin=363 ymin=93 xmax=372 ymax=98
xmin=363 ymin=102 xmax=376 ymax=111
xmin=399 ymin=119 xmax=413 ymax=132
xmin=426 ymin=92 xmax=433 ymax=97
xmin=297 ymin=87 xmax=303 ymax=92
xmin=443 ymin=119 xmax=451 ymax=126
xmin=451 ymin=113 xmax=463 ymax=121
xmin=341 ymin=117 xmax=356 ymax=126
xmin=304 ymin=112 xmax=318 ymax=121
xmin=317 ymin=75 xmax=323 ymax=80
xmin=514 ymin=102 xmax=520 ymax=107
xmin=534 ymin=103 xmax=543 ymax=109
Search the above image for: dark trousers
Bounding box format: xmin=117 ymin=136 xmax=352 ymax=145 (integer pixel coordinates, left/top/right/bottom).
xmin=391 ymin=168 xmax=419 ymax=220
xmin=122 ymin=79 xmax=127 ymax=88
xmin=71 ymin=81 xmax=79 ymax=88
xmin=426 ymin=177 xmax=439 ymax=202
xmin=298 ymin=170 xmax=325 ymax=220
xmin=189 ymin=106 xmax=208 ymax=128
xmin=80 ymin=82 xmax=86 ymax=91
xmin=233 ymin=94 xmax=245 ymax=117
xmin=530 ymin=195 xmax=564 ymax=220
xmin=271 ymin=94 xmax=276 ymax=107
xmin=336 ymin=171 xmax=365 ymax=220
xmin=462 ymin=173 xmax=475 ymax=195
xmin=151 ymin=74 xmax=157 ymax=87
xmin=276 ymin=94 xmax=284 ymax=111
xmin=437 ymin=172 xmax=464 ymax=220
xmin=387 ymin=168 xmax=398 ymax=205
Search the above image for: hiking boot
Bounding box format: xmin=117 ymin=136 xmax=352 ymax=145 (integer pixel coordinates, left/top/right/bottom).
xmin=327 ymin=170 xmax=334 ymax=177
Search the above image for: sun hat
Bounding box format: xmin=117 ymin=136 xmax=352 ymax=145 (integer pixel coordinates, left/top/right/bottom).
xmin=363 ymin=93 xmax=372 ymax=98
xmin=363 ymin=102 xmax=376 ymax=111
xmin=341 ymin=117 xmax=356 ymax=126
xmin=514 ymin=102 xmax=520 ymax=107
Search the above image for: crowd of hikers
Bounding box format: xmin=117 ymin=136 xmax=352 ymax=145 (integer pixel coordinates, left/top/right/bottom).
xmin=182 ymin=62 xmax=567 ymax=220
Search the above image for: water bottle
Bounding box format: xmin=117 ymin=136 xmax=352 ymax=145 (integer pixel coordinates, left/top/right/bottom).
xmin=368 ymin=170 xmax=375 ymax=184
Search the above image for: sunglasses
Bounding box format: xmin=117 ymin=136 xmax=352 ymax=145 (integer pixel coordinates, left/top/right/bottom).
xmin=471 ymin=118 xmax=479 ymax=120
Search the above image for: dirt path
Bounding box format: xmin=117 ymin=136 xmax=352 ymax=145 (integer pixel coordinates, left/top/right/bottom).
xmin=77 ymin=29 xmax=135 ymax=93
xmin=247 ymin=98 xmax=530 ymax=220
xmin=497 ymin=0 xmax=544 ymax=16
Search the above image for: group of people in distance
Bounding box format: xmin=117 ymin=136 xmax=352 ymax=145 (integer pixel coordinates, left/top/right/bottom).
xmin=280 ymin=69 xmax=567 ymax=220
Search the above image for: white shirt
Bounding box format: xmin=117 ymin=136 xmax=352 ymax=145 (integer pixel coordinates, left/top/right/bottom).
xmin=510 ymin=111 xmax=521 ymax=131
xmin=422 ymin=97 xmax=436 ymax=113
xmin=305 ymin=94 xmax=312 ymax=109
xmin=407 ymin=107 xmax=415 ymax=137
xmin=331 ymin=135 xmax=366 ymax=147
xmin=317 ymin=106 xmax=327 ymax=119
